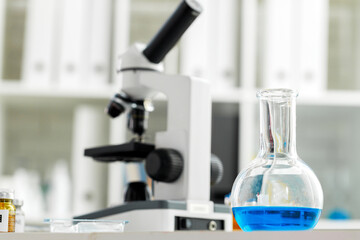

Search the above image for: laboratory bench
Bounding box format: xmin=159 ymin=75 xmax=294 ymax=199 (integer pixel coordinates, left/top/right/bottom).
xmin=2 ymin=231 xmax=360 ymax=240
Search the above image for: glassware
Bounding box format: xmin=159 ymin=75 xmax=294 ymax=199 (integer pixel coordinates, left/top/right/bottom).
xmin=231 ymin=89 xmax=323 ymax=231
xmin=14 ymin=199 xmax=25 ymax=232
xmin=44 ymin=219 xmax=128 ymax=233
xmin=0 ymin=189 xmax=16 ymax=232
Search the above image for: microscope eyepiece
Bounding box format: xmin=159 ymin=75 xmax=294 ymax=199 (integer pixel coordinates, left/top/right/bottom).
xmin=143 ymin=0 xmax=202 ymax=64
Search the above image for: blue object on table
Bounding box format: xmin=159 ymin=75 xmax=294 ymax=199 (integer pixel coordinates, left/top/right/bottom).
xmin=232 ymin=206 xmax=322 ymax=231
xmin=328 ymin=208 xmax=350 ymax=220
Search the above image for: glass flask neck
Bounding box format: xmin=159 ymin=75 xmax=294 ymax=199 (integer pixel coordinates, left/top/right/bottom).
xmin=258 ymin=89 xmax=297 ymax=159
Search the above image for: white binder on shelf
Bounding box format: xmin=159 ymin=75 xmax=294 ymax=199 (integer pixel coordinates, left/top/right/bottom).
xmin=180 ymin=0 xmax=210 ymax=80
xmin=262 ymin=0 xmax=294 ymax=89
xmin=213 ymin=0 xmax=238 ymax=89
xmin=0 ymin=104 xmax=4 ymax=173
xmin=107 ymin=0 xmax=130 ymax=206
xmin=297 ymin=0 xmax=328 ymax=94
xmin=87 ymin=0 xmax=112 ymax=87
xmin=22 ymin=0 xmax=58 ymax=87
xmin=111 ymin=0 xmax=130 ymax=87
xmin=181 ymin=0 xmax=238 ymax=90
xmin=72 ymin=105 xmax=108 ymax=215
xmin=0 ymin=0 xmax=6 ymax=82
xmin=261 ymin=0 xmax=328 ymax=93
xmin=58 ymin=0 xmax=90 ymax=89
xmin=108 ymin=118 xmax=127 ymax=206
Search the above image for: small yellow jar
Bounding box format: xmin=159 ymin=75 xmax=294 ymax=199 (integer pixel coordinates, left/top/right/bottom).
xmin=0 ymin=189 xmax=16 ymax=232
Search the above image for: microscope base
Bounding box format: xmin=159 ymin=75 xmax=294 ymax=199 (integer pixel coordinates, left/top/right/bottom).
xmin=75 ymin=200 xmax=232 ymax=232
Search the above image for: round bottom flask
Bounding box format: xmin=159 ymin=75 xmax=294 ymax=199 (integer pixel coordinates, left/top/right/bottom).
xmin=231 ymin=89 xmax=323 ymax=231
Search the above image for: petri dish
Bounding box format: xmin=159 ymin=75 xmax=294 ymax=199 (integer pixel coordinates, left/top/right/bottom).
xmin=44 ymin=218 xmax=128 ymax=233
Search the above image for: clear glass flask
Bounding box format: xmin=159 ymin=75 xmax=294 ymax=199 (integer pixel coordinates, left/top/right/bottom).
xmin=231 ymin=89 xmax=323 ymax=231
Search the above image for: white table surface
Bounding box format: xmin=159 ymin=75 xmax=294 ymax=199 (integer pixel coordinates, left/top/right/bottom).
xmin=2 ymin=230 xmax=360 ymax=240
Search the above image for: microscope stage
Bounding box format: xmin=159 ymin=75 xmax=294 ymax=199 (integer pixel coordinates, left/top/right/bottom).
xmin=84 ymin=142 xmax=155 ymax=162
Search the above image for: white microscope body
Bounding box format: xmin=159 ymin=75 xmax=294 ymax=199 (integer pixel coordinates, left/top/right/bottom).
xmin=120 ymin=43 xmax=211 ymax=203
xmin=111 ymin=44 xmax=231 ymax=231
xmin=78 ymin=0 xmax=232 ymax=231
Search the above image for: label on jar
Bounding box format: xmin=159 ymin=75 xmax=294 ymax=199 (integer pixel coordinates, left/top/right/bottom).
xmin=0 ymin=210 xmax=9 ymax=232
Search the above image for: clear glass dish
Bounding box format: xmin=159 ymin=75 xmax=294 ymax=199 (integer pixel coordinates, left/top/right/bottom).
xmin=44 ymin=218 xmax=128 ymax=233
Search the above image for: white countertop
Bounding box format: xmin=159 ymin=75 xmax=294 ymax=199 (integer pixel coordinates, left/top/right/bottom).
xmin=2 ymin=231 xmax=360 ymax=240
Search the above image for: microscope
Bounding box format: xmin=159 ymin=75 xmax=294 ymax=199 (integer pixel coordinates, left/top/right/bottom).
xmin=76 ymin=0 xmax=232 ymax=231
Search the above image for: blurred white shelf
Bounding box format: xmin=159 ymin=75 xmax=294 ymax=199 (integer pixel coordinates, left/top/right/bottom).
xmin=2 ymin=81 xmax=360 ymax=107
xmin=211 ymin=88 xmax=242 ymax=103
xmin=150 ymin=87 xmax=245 ymax=104
xmin=297 ymin=90 xmax=360 ymax=107
xmin=316 ymin=219 xmax=360 ymax=230
xmin=0 ymin=82 xmax=245 ymax=104
xmin=211 ymin=88 xmax=360 ymax=106
xmin=235 ymin=89 xmax=360 ymax=107
xmin=0 ymin=81 xmax=114 ymax=100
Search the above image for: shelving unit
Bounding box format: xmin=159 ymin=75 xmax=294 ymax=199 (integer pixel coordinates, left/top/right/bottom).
xmin=0 ymin=0 xmax=359 ymax=226
xmin=237 ymin=0 xmax=360 ymax=221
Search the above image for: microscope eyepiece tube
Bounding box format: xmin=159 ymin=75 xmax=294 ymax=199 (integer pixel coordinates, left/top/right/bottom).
xmin=143 ymin=0 xmax=202 ymax=64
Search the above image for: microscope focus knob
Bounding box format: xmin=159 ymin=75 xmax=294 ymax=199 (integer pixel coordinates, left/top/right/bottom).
xmin=146 ymin=149 xmax=183 ymax=183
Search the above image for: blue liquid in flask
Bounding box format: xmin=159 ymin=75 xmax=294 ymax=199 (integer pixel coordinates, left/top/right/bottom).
xmin=232 ymin=206 xmax=321 ymax=231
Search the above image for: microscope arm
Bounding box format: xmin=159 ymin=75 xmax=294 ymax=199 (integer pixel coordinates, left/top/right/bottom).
xmin=138 ymin=71 xmax=212 ymax=202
